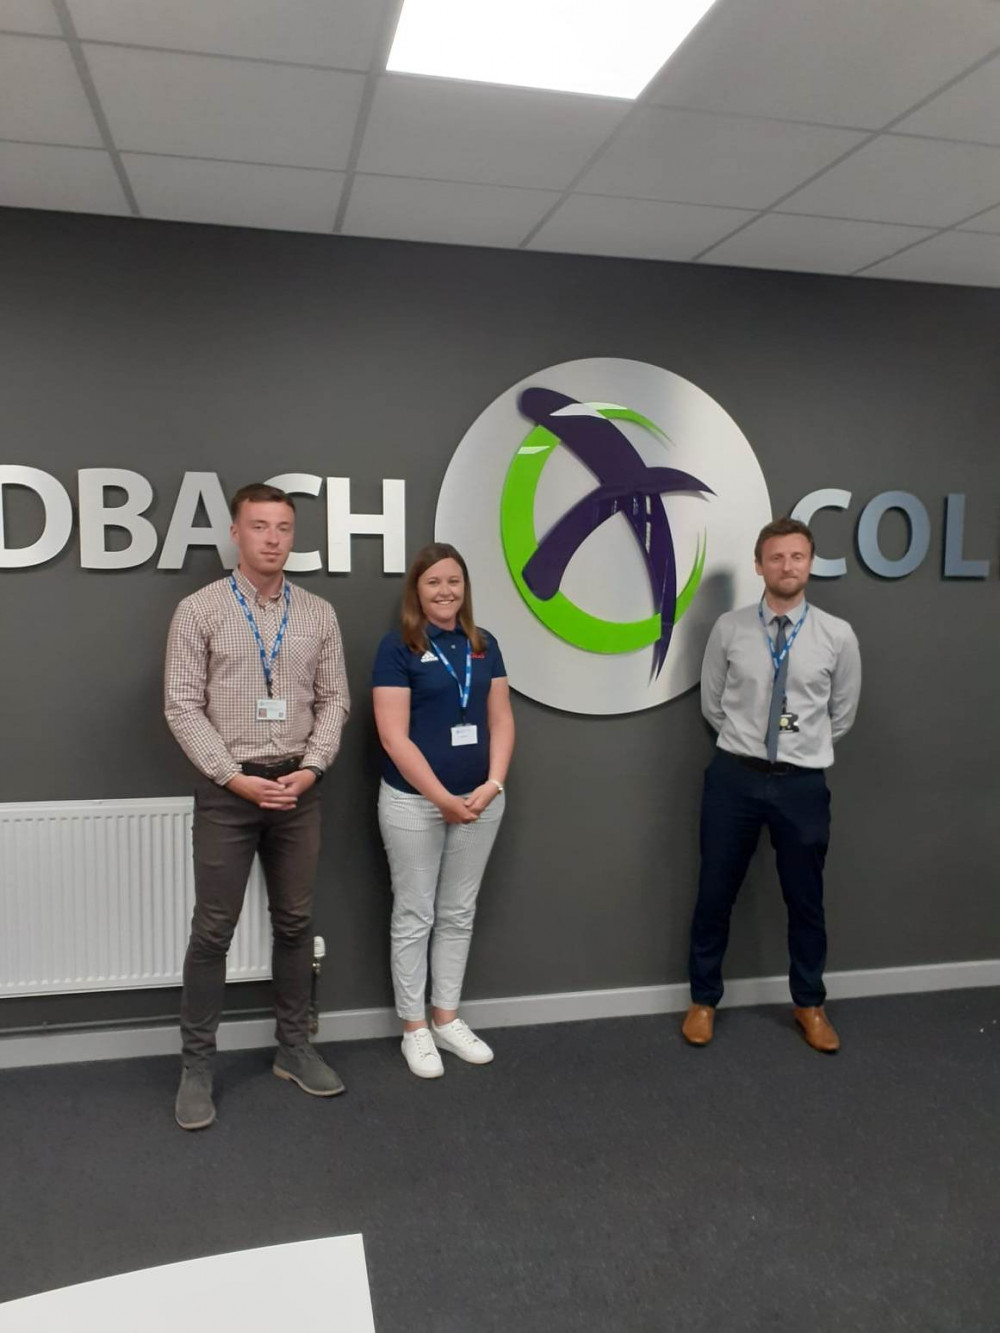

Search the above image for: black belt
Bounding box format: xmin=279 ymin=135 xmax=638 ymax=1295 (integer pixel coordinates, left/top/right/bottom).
xmin=729 ymin=753 xmax=822 ymax=777
xmin=240 ymin=757 xmax=303 ymax=780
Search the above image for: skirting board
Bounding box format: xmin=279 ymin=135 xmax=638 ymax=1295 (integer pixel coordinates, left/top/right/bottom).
xmin=1 ymin=957 xmax=997 ymax=1070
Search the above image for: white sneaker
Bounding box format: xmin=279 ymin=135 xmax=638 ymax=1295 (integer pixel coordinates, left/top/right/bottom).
xmin=431 ymin=1018 xmax=494 ymax=1065
xmin=401 ymin=1027 xmax=444 ymax=1079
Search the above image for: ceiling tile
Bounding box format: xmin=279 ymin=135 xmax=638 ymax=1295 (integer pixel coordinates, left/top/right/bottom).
xmin=0 ymin=34 xmax=102 ymax=146
xmin=0 ymin=140 xmax=128 ymax=213
xmin=894 ymin=55 xmax=1000 ymax=146
xmin=702 ymin=212 xmax=937 ymax=274
xmin=578 ymin=107 xmax=863 ymax=209
xmin=959 ymin=203 xmax=1000 ymax=234
xmin=85 ymin=45 xmax=365 ymax=169
xmin=0 ymin=0 xmax=61 ymax=36
xmin=861 ymin=229 xmax=1000 ymax=286
xmin=648 ymin=0 xmax=1000 ymax=129
xmin=782 ymin=134 xmax=1000 ymax=227
xmin=357 ymin=75 xmax=626 ymax=191
xmin=123 ymin=153 xmax=344 ymax=232
xmin=528 ymin=193 xmax=754 ymax=261
xmin=67 ymin=0 xmax=382 ymax=71
xmin=344 ymin=174 xmax=560 ymax=248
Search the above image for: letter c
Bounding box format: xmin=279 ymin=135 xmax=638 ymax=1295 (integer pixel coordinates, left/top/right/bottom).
xmin=789 ymin=489 xmax=851 ymax=578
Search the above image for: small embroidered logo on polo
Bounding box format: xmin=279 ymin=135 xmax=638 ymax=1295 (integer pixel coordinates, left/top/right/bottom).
xmin=420 ymin=651 xmax=437 ymax=663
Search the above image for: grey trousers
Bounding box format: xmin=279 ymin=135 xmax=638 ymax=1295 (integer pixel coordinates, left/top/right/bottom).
xmin=180 ymin=776 xmax=322 ymax=1062
xmin=378 ymin=780 xmax=505 ymax=1021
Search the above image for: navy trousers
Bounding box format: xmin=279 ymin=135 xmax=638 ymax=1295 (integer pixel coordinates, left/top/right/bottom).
xmin=688 ymin=748 xmax=831 ymax=1008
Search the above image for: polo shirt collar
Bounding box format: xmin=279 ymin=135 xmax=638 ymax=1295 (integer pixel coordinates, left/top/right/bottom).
xmin=427 ymin=621 xmax=465 ymax=640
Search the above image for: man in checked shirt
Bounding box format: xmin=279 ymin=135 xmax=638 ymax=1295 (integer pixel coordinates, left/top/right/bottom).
xmin=165 ymin=482 xmax=350 ymax=1130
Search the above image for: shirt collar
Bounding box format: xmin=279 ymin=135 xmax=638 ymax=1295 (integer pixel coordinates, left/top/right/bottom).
xmin=761 ymin=595 xmax=807 ymax=627
xmin=232 ymin=565 xmax=286 ymax=607
xmin=427 ymin=621 xmax=465 ymax=641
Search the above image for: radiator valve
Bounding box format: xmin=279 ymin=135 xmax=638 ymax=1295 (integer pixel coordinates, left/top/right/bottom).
xmin=310 ymin=935 xmax=325 ymax=1035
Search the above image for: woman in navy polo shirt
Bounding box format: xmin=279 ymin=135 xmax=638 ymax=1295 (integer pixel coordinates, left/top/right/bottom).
xmin=373 ymin=542 xmax=515 ymax=1079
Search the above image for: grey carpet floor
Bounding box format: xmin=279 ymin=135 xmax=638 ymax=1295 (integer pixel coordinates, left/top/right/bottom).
xmin=0 ymin=988 xmax=997 ymax=1333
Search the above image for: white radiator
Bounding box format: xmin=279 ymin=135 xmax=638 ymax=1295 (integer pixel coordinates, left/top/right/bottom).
xmin=0 ymin=797 xmax=271 ymax=997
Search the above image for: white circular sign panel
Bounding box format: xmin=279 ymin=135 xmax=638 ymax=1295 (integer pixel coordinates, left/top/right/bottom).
xmin=436 ymin=358 xmax=771 ymax=715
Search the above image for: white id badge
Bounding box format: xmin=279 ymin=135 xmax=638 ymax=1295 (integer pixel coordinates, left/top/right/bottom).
xmin=451 ymin=724 xmax=478 ymax=747
xmin=257 ymin=698 xmax=288 ymax=722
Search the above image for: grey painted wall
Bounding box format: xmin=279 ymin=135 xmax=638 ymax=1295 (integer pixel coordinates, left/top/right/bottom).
xmin=1 ymin=208 xmax=998 ymax=1035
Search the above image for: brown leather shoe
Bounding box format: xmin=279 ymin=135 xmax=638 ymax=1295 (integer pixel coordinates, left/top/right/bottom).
xmin=793 ymin=1005 xmax=840 ymax=1053
xmin=681 ymin=1004 xmax=715 ymax=1046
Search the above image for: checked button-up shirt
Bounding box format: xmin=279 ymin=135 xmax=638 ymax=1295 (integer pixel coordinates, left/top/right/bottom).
xmin=164 ymin=568 xmax=350 ymax=785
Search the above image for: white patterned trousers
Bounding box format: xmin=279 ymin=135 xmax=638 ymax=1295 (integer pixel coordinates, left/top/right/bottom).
xmin=377 ymin=779 xmax=505 ymax=1021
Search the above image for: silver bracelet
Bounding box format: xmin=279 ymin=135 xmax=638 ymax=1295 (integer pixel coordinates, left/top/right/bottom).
xmin=488 ymin=778 xmax=505 ymax=794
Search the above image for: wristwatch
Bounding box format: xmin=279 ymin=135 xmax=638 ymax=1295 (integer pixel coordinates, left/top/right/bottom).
xmin=488 ymin=778 xmax=504 ymax=794
xmin=303 ymin=766 xmax=324 ymax=784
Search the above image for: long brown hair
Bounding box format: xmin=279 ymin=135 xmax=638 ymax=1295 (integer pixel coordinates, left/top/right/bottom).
xmin=400 ymin=543 xmax=485 ymax=655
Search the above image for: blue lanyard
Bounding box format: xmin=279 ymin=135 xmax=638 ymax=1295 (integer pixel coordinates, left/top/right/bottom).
xmin=230 ymin=576 xmax=291 ymax=698
xmin=758 ymin=600 xmax=809 ymax=677
xmin=430 ymin=638 xmax=472 ymax=719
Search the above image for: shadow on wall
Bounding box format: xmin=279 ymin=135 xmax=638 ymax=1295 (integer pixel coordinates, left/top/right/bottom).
xmin=671 ymin=568 xmax=735 ymax=695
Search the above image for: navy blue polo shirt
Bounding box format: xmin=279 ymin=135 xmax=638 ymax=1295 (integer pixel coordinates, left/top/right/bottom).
xmin=372 ymin=623 xmax=507 ymax=795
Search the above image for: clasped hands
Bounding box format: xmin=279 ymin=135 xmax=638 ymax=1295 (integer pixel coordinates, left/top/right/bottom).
xmin=226 ymin=769 xmax=316 ymax=809
xmin=439 ymin=782 xmax=499 ymax=825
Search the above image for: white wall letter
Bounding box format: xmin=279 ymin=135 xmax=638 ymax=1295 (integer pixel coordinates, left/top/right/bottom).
xmin=157 ymin=472 xmax=237 ymax=570
xmin=79 ymin=468 xmax=159 ymax=570
xmin=0 ymin=465 xmax=73 ymax=569
xmin=326 ymin=478 xmax=406 ymax=574
xmin=266 ymin=472 xmax=322 ymax=573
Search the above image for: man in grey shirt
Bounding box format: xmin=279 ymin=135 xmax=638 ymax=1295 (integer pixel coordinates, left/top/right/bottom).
xmin=682 ymin=517 xmax=861 ymax=1053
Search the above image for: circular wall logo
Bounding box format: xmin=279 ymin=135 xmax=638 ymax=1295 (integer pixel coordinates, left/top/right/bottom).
xmin=436 ymin=358 xmax=771 ymax=715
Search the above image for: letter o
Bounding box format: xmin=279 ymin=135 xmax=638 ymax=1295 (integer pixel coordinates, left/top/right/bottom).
xmin=857 ymin=491 xmax=930 ymax=579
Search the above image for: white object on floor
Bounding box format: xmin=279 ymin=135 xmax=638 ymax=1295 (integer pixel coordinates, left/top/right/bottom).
xmin=432 ymin=1017 xmax=494 ymax=1064
xmin=0 ymin=1235 xmax=375 ymax=1332
xmin=401 ymin=1026 xmax=444 ymax=1078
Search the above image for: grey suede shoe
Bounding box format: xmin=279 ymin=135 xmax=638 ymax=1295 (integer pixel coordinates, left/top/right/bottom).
xmin=175 ymin=1063 xmax=216 ymax=1130
xmin=273 ymin=1042 xmax=345 ymax=1097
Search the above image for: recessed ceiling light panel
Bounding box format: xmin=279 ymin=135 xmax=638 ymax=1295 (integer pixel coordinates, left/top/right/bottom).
xmin=386 ymin=0 xmax=719 ymax=100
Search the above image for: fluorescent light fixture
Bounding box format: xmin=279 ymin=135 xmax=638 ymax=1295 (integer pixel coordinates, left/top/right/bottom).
xmin=386 ymin=0 xmax=720 ymax=100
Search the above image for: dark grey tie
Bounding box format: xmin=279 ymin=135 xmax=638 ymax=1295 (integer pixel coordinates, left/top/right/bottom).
xmin=765 ymin=615 xmax=790 ymax=762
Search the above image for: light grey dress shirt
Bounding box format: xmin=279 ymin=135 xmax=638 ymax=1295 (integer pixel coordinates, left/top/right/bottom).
xmin=700 ymin=597 xmax=861 ymax=769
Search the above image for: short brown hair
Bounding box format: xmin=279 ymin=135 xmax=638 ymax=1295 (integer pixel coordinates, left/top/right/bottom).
xmin=754 ymin=517 xmax=815 ymax=564
xmin=400 ymin=542 xmax=484 ymax=655
xmin=229 ymin=483 xmax=296 ymax=520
